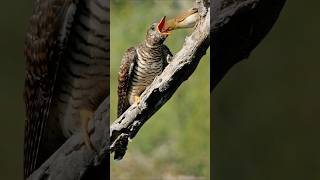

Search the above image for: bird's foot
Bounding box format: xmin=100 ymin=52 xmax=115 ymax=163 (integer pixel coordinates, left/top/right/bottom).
xmin=80 ymin=109 xmax=97 ymax=153
xmin=134 ymin=95 xmax=141 ymax=105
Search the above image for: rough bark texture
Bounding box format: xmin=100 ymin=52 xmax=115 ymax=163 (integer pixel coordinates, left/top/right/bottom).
xmin=27 ymin=97 xmax=110 ymax=180
xmin=211 ymin=0 xmax=287 ymax=90
xmin=109 ymin=0 xmax=210 ymax=160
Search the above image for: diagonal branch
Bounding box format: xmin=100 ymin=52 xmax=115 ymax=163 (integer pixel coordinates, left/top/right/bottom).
xmin=109 ymin=0 xmax=210 ymax=160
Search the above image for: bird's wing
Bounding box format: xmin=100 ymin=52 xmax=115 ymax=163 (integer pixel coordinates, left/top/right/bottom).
xmin=117 ymin=47 xmax=137 ymax=117
xmin=175 ymin=8 xmax=198 ymax=23
xmin=23 ymin=0 xmax=77 ymax=177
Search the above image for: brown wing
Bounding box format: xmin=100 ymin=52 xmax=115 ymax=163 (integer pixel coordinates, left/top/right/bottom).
xmin=175 ymin=7 xmax=198 ymax=23
xmin=117 ymin=47 xmax=137 ymax=117
xmin=23 ymin=0 xmax=77 ymax=178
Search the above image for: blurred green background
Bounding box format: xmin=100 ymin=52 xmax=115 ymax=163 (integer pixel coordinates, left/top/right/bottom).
xmin=110 ymin=0 xmax=210 ymax=179
xmin=0 ymin=1 xmax=32 ymax=179
xmin=213 ymin=1 xmax=320 ymax=180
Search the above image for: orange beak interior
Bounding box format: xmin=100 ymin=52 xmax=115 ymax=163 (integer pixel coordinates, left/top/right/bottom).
xmin=157 ymin=16 xmax=170 ymax=35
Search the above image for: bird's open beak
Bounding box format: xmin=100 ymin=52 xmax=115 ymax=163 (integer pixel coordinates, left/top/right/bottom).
xmin=157 ymin=16 xmax=170 ymax=35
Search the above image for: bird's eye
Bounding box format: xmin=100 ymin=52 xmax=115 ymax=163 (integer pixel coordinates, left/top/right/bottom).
xmin=151 ymin=25 xmax=155 ymax=31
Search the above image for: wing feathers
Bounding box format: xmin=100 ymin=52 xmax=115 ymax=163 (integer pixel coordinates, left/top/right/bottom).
xmin=117 ymin=47 xmax=137 ymax=117
xmin=23 ymin=0 xmax=76 ymax=178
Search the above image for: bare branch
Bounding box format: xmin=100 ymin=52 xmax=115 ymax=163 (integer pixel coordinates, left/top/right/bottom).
xmin=109 ymin=0 xmax=210 ymax=160
xmin=27 ymin=97 xmax=110 ymax=180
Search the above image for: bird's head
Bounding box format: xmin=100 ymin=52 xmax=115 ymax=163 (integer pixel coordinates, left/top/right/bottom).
xmin=145 ymin=16 xmax=170 ymax=46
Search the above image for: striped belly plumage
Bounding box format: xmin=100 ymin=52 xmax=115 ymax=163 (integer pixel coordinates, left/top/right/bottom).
xmin=41 ymin=0 xmax=109 ymax=156
xmin=128 ymin=46 xmax=164 ymax=105
xmin=55 ymin=0 xmax=109 ymax=137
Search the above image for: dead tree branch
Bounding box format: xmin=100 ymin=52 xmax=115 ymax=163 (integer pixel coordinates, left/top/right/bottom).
xmin=27 ymin=97 xmax=110 ymax=180
xmin=211 ymin=0 xmax=287 ymax=90
xmin=109 ymin=0 xmax=210 ymax=160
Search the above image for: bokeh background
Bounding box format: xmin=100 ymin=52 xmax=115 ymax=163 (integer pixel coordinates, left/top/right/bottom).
xmin=110 ymin=0 xmax=210 ymax=179
xmin=0 ymin=1 xmax=32 ymax=179
xmin=213 ymin=1 xmax=320 ymax=180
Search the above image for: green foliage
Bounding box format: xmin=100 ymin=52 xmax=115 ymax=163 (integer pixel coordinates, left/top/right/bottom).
xmin=110 ymin=0 xmax=210 ymax=179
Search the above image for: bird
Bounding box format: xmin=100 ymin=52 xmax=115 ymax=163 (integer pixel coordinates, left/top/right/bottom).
xmin=117 ymin=16 xmax=173 ymax=118
xmin=161 ymin=8 xmax=199 ymax=34
xmin=23 ymin=0 xmax=109 ymax=178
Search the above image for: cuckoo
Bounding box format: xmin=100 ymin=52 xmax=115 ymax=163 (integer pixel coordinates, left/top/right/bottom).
xmin=117 ymin=9 xmax=200 ymax=117
xmin=23 ymin=0 xmax=109 ymax=178
xmin=117 ymin=17 xmax=173 ymax=117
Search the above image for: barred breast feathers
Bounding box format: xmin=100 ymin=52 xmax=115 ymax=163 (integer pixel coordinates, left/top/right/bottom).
xmin=127 ymin=43 xmax=166 ymax=99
